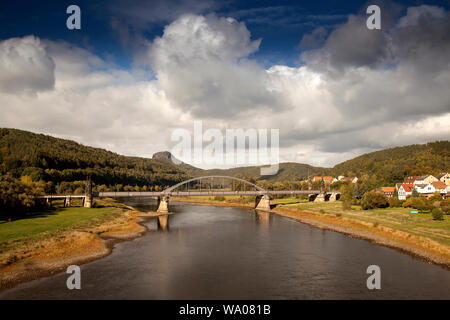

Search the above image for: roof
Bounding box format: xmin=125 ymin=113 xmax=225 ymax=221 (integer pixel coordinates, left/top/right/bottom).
xmin=401 ymin=184 xmax=413 ymax=192
xmin=436 ymin=173 xmax=449 ymax=179
xmin=404 ymin=176 xmax=420 ymax=183
xmin=313 ymin=176 xmax=334 ymax=181
xmin=432 ymin=181 xmax=447 ymax=189
xmin=341 ymin=177 xmax=356 ymax=181
xmin=380 ymin=187 xmax=395 ymax=193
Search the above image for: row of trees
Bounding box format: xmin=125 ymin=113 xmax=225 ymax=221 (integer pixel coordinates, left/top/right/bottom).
xmin=0 ymin=175 xmax=47 ymax=216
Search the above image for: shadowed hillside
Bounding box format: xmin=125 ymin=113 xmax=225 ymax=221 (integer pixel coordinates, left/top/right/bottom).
xmin=1 ymin=128 xmax=448 ymax=189
xmin=0 ymin=128 xmax=190 ymax=190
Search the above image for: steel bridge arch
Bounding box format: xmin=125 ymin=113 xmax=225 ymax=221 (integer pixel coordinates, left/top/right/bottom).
xmin=161 ymin=175 xmax=265 ymax=195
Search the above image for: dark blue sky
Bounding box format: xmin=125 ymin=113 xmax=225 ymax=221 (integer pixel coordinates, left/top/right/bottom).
xmin=1 ymin=0 xmax=449 ymax=68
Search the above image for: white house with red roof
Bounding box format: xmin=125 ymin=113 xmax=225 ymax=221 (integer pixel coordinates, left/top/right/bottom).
xmin=432 ymin=181 xmax=448 ymax=194
xmin=414 ymin=183 xmax=436 ymax=195
xmin=398 ymin=184 xmax=413 ymax=200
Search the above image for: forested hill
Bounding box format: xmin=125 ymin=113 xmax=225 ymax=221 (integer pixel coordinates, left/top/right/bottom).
xmin=1 ymin=128 xmax=448 ymax=190
xmin=329 ymin=141 xmax=450 ymax=185
xmin=0 ymin=128 xmax=191 ymax=190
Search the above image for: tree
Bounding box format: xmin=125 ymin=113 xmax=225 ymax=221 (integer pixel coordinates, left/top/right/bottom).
xmin=361 ymin=191 xmax=389 ymax=210
xmin=431 ymin=208 xmax=444 ymax=221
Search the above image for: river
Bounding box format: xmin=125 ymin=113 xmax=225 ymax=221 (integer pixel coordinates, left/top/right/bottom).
xmin=1 ymin=199 xmax=449 ymax=299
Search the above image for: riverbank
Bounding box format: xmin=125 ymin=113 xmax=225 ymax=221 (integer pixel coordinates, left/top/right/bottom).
xmin=0 ymin=198 xmax=158 ymax=290
xmin=173 ymin=196 xmax=450 ymax=268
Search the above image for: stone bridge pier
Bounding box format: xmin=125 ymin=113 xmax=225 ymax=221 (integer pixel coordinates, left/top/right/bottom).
xmin=255 ymin=194 xmax=271 ymax=211
xmin=314 ymin=192 xmax=326 ymax=203
xmin=157 ymin=195 xmax=170 ymax=213
xmin=64 ymin=196 xmax=71 ymax=207
xmin=328 ymin=192 xmax=339 ymax=202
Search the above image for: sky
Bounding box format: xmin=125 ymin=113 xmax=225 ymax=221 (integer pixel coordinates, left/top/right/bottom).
xmin=0 ymin=0 xmax=449 ymax=169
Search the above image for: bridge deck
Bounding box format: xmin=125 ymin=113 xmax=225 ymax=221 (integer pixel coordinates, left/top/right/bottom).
xmin=40 ymin=195 xmax=86 ymax=199
xmin=92 ymin=190 xmax=327 ymax=198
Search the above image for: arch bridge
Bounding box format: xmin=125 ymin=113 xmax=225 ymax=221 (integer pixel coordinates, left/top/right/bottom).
xmin=42 ymin=176 xmax=340 ymax=213
xmin=93 ymin=175 xmax=339 ymax=212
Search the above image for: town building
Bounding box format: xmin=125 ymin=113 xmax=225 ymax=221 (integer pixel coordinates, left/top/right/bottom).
xmin=436 ymin=173 xmax=450 ymax=186
xmin=374 ymin=187 xmax=395 ymax=198
xmin=403 ymin=176 xmax=419 ymax=184
xmin=432 ymin=181 xmax=448 ymax=194
xmin=414 ymin=183 xmax=436 ymax=195
xmin=312 ymin=176 xmax=335 ymax=184
xmin=413 ymin=175 xmax=438 ymax=185
xmin=339 ymin=176 xmax=358 ymax=183
xmin=398 ymin=184 xmax=413 ymax=200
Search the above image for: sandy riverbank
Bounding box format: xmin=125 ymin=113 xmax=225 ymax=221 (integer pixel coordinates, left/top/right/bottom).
xmin=0 ymin=204 xmax=161 ymax=291
xmin=275 ymin=207 xmax=450 ymax=268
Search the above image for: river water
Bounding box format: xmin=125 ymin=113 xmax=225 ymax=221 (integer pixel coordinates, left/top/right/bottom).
xmin=1 ymin=199 xmax=449 ymax=299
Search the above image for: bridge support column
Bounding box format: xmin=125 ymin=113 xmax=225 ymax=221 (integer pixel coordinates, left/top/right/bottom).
xmin=46 ymin=198 xmax=52 ymax=206
xmin=255 ymin=195 xmax=271 ymax=211
xmin=84 ymin=177 xmax=93 ymax=208
xmin=314 ymin=192 xmax=326 ymax=203
xmin=65 ymin=196 xmax=71 ymax=207
xmin=157 ymin=214 xmax=169 ymax=231
xmin=157 ymin=196 xmax=170 ymax=213
xmin=84 ymin=195 xmax=93 ymax=208
xmin=329 ymin=192 xmax=337 ymax=202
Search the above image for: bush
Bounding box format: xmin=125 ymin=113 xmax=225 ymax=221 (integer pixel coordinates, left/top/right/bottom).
xmin=432 ymin=208 xmax=444 ymax=221
xmin=342 ymin=200 xmax=352 ymax=211
xmin=441 ymin=206 xmax=450 ymax=215
xmin=440 ymin=198 xmax=450 ymax=209
xmin=214 ymin=196 xmax=226 ymax=201
xmin=388 ymin=197 xmax=403 ymax=208
xmin=416 ymin=203 xmax=433 ymax=213
xmin=403 ymin=197 xmax=427 ymax=209
xmin=361 ymin=191 xmax=389 ymax=210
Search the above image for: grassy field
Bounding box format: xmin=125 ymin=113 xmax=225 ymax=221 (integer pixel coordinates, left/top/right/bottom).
xmin=0 ymin=207 xmax=123 ymax=243
xmin=285 ymin=200 xmax=450 ymax=246
xmin=273 ymin=198 xmax=308 ymax=204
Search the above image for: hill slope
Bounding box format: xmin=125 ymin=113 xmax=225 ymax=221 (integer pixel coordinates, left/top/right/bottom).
xmin=1 ymin=128 xmax=448 ymax=189
xmin=184 ymin=162 xmax=325 ymax=182
xmin=330 ymin=141 xmax=450 ymax=185
xmin=0 ymin=128 xmax=191 ymax=189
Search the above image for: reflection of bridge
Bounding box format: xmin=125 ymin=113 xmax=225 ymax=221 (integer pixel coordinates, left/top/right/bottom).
xmin=42 ymin=175 xmax=340 ymax=213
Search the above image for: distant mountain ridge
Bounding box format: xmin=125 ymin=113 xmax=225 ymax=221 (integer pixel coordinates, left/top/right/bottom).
xmin=154 ymin=141 xmax=450 ymax=185
xmin=1 ymin=128 xmax=448 ymax=186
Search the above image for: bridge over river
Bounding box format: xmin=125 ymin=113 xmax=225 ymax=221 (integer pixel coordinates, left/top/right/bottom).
xmin=41 ymin=175 xmax=340 ymax=213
